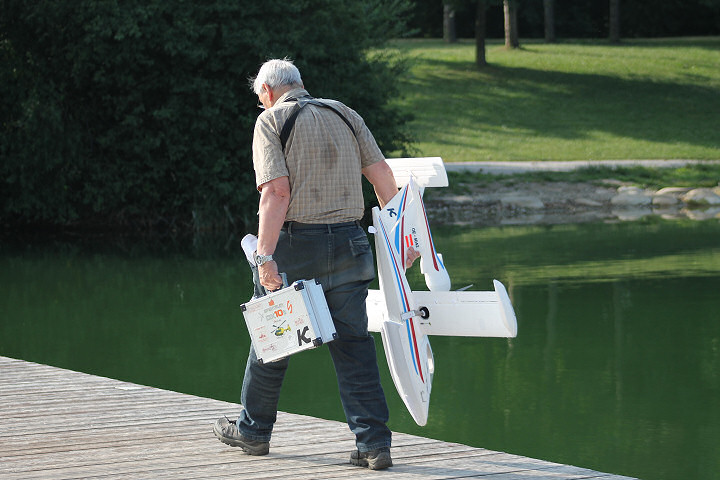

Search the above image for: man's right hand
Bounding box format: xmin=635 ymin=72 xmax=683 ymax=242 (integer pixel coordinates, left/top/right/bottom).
xmin=258 ymin=261 xmax=284 ymax=291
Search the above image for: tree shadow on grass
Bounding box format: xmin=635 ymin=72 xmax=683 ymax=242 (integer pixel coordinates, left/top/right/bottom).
xmin=405 ymin=57 xmax=720 ymax=152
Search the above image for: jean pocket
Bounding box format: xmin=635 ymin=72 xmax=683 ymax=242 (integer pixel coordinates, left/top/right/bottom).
xmin=349 ymin=234 xmax=371 ymax=257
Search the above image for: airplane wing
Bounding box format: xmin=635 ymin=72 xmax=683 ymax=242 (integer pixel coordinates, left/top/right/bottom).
xmin=367 ymin=280 xmax=517 ymax=338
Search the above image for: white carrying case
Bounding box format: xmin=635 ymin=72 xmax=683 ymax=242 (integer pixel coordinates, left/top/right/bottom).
xmin=241 ymin=279 xmax=336 ymax=364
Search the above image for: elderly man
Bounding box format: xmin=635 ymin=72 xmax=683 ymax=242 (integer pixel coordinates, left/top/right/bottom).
xmin=213 ymin=58 xmax=403 ymax=470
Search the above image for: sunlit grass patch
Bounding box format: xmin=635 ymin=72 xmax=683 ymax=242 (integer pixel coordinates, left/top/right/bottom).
xmin=384 ymin=38 xmax=720 ymax=162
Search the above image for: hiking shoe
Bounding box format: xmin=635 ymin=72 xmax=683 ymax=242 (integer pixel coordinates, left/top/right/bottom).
xmin=213 ymin=417 xmax=270 ymax=455
xmin=350 ymin=447 xmax=393 ymax=470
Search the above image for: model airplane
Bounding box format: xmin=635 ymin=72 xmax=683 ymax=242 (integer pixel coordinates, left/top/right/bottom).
xmin=366 ymin=157 xmax=517 ymax=426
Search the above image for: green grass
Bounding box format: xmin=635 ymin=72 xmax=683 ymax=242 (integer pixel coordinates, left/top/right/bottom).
xmin=384 ymin=37 xmax=720 ymax=162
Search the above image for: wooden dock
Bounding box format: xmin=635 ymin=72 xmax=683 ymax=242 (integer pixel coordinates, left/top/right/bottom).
xmin=0 ymin=356 xmax=637 ymax=479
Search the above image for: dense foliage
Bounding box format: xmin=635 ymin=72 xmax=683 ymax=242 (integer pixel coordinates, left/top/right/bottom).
xmin=409 ymin=0 xmax=720 ymax=39
xmin=1 ymin=0 xmax=412 ymax=230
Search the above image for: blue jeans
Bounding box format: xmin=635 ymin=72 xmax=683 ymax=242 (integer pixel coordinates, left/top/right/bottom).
xmin=237 ymin=221 xmax=392 ymax=452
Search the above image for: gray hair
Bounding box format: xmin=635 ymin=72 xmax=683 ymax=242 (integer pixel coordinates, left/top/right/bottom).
xmin=251 ymin=58 xmax=303 ymax=95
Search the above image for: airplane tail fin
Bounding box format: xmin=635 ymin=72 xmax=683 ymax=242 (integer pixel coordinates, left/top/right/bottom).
xmin=386 ymin=157 xmax=448 ymax=190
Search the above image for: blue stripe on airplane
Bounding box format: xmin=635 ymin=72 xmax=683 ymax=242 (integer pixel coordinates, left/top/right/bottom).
xmin=379 ymin=216 xmax=420 ymax=377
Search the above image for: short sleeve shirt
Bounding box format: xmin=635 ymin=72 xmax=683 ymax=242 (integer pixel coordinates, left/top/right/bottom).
xmin=252 ymin=88 xmax=384 ymax=223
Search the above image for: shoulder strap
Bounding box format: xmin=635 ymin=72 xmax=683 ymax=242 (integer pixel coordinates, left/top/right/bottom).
xmin=279 ymin=103 xmax=303 ymax=151
xmin=279 ymin=97 xmax=356 ymax=152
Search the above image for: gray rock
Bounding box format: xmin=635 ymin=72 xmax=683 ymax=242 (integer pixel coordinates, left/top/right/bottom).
xmin=443 ymin=195 xmax=475 ymax=204
xmin=681 ymin=188 xmax=720 ymax=206
xmin=611 ymin=192 xmax=652 ymax=206
xmin=617 ymin=185 xmax=644 ymax=195
xmin=501 ymin=195 xmax=545 ymax=209
xmin=652 ymin=194 xmax=680 ymax=206
xmin=656 ymin=187 xmax=692 ymax=196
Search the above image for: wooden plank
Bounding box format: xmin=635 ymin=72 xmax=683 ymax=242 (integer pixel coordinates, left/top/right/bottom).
xmin=0 ymin=357 xmax=637 ymax=480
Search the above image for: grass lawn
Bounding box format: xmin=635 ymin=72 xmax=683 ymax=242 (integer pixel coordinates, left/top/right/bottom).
xmin=384 ymin=37 xmax=720 ymax=163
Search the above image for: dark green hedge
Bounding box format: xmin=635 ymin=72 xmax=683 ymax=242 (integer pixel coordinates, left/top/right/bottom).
xmin=1 ymin=0 xmax=412 ymax=231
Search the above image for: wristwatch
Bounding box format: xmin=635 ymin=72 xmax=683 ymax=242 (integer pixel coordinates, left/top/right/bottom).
xmin=254 ymin=252 xmax=274 ymax=266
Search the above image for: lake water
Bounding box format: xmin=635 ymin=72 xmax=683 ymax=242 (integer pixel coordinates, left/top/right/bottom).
xmin=2 ymin=218 xmax=719 ymax=480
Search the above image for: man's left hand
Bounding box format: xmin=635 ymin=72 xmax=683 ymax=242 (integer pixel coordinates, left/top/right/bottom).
xmin=405 ymin=246 xmax=420 ymax=269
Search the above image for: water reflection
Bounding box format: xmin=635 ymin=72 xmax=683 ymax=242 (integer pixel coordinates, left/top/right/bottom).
xmin=1 ymin=219 xmax=719 ymax=480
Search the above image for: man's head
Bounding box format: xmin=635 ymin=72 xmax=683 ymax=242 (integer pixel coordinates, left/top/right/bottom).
xmin=251 ymin=58 xmax=303 ymax=109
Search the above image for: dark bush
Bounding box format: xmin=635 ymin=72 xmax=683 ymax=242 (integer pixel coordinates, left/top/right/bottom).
xmin=1 ymin=0 xmax=412 ymax=231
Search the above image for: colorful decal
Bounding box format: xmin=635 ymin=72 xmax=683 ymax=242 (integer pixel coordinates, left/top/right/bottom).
xmin=392 ymin=186 xmax=410 ymax=266
xmin=274 ymin=325 xmax=291 ymax=337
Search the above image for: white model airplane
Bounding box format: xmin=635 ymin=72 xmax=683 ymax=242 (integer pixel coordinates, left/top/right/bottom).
xmin=366 ymin=157 xmax=518 ymax=426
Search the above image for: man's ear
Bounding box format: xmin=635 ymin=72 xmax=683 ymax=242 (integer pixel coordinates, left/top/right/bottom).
xmin=263 ymin=84 xmax=275 ymax=105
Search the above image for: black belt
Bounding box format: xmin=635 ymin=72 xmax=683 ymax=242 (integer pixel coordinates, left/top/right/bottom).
xmin=282 ymin=220 xmax=361 ymax=233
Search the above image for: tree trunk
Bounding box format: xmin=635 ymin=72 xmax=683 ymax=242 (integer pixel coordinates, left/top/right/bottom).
xmin=609 ymin=0 xmax=620 ymax=43
xmin=503 ymin=0 xmax=519 ymax=49
xmin=543 ymin=0 xmax=555 ymax=43
xmin=443 ymin=3 xmax=457 ymax=43
xmin=475 ymin=0 xmax=487 ymax=67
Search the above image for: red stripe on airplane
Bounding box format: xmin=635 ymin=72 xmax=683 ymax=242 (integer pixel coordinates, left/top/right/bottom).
xmin=420 ymin=194 xmax=440 ymax=272
xmin=408 ymin=319 xmax=424 ymax=383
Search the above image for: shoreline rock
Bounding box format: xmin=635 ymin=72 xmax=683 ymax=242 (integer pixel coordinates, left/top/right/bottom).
xmin=424 ymin=181 xmax=720 ymax=227
xmin=681 ymin=188 xmax=720 ymax=206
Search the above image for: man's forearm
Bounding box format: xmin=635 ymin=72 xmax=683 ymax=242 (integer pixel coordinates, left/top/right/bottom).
xmin=362 ymin=160 xmax=398 ymax=208
xmin=257 ymin=177 xmax=291 ymax=255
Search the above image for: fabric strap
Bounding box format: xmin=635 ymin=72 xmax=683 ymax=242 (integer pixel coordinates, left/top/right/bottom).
xmin=279 ymin=96 xmax=357 ymax=152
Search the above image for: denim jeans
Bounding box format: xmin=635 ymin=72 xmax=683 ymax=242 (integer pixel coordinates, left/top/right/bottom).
xmin=237 ymin=221 xmax=392 ymax=452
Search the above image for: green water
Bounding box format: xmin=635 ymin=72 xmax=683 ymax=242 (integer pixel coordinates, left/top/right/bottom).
xmin=2 ymin=219 xmax=719 ymax=480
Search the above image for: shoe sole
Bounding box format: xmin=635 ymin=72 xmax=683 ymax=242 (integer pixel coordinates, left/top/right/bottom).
xmin=213 ymin=423 xmax=269 ymax=456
